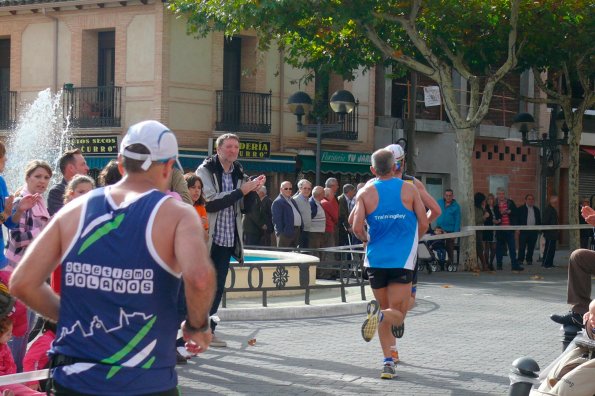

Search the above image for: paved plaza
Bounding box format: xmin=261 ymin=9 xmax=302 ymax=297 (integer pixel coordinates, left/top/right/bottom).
xmin=177 ymin=251 xmax=592 ymax=395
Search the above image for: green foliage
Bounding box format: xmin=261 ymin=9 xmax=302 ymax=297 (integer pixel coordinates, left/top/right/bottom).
xmin=515 ymin=0 xmax=594 ymax=100
xmin=168 ymin=0 xmax=519 ymax=81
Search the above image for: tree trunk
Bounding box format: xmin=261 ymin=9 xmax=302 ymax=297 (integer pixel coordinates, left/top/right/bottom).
xmin=454 ymin=126 xmax=478 ymax=271
xmin=567 ymin=123 xmax=582 ymax=251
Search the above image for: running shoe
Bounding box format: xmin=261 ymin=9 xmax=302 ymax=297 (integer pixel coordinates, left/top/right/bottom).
xmin=211 ymin=335 xmax=228 ymax=347
xmin=380 ymin=363 xmax=396 ymax=379
xmin=391 ymin=323 xmax=405 ymax=338
xmin=361 ymin=300 xmax=381 ymax=342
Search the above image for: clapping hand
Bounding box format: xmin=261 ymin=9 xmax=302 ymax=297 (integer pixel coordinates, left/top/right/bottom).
xmin=581 ymin=205 xmax=595 ymax=226
xmin=240 ymin=175 xmax=266 ymax=195
xmin=17 ymin=193 xmax=42 ymax=212
xmin=3 ymin=195 xmax=14 ymax=216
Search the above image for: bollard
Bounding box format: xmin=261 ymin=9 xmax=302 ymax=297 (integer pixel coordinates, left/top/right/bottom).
xmin=508 ymin=357 xmax=540 ymax=396
xmin=561 ymin=324 xmax=581 ymax=351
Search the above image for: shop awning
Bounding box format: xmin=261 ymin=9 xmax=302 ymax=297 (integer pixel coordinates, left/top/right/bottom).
xmin=241 ymin=155 xmax=296 ymax=173
xmin=85 ymin=150 xmax=296 ymax=173
xmin=298 ymin=153 xmax=372 ymax=175
xmin=179 ymin=150 xmax=208 ymax=171
xmin=581 ymin=146 xmax=595 ymax=158
xmin=179 ymin=150 xmax=296 ymax=174
xmin=86 ymin=157 xmax=113 ymax=170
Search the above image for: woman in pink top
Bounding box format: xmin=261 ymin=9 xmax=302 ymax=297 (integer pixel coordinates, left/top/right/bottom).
xmin=5 ymin=160 xmax=52 ymax=373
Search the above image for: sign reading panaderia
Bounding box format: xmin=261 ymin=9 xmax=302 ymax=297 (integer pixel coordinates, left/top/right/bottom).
xmin=321 ymin=151 xmax=371 ymax=165
xmin=68 ymin=135 xmax=119 ymax=156
xmin=239 ymin=141 xmax=270 ymax=158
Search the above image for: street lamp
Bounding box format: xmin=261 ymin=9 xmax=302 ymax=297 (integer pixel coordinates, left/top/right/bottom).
xmin=288 ymin=89 xmax=356 ymax=186
xmin=512 ymin=110 xmax=569 ymax=212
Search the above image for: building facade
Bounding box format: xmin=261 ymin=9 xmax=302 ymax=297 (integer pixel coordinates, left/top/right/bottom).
xmin=0 ymin=0 xmax=375 ymax=193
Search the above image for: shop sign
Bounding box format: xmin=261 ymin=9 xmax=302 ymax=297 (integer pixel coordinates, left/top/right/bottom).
xmin=321 ymin=150 xmax=371 ymax=165
xmin=68 ymin=135 xmax=119 ymax=156
xmin=239 ymin=141 xmax=270 ymax=159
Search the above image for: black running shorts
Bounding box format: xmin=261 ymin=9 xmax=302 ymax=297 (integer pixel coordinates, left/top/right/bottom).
xmin=366 ymin=267 xmax=414 ymax=289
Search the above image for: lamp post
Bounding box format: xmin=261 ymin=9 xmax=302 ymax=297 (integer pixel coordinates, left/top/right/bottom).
xmin=287 ymin=89 xmax=356 ymax=186
xmin=512 ymin=109 xmax=569 ymax=212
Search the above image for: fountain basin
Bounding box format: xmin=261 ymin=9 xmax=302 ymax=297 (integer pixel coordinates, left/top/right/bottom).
xmin=225 ymin=249 xmax=319 ymax=299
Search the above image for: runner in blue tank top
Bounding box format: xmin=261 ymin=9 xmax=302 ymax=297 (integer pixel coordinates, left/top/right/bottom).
xmin=11 ymin=120 xmax=216 ymax=395
xmin=385 ymin=143 xmax=441 ymax=363
xmin=351 ymin=148 xmax=428 ymax=380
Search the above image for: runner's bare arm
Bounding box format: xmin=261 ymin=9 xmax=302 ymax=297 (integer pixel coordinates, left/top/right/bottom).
xmin=9 ymin=215 xmax=63 ymax=321
xmin=172 ymin=204 xmax=216 ymax=350
xmin=414 ymin=178 xmax=441 ymax=223
xmin=348 ymin=192 xmax=361 ymax=226
xmin=409 ymin=184 xmax=429 ymax=238
xmin=351 ymin=199 xmax=368 ymax=242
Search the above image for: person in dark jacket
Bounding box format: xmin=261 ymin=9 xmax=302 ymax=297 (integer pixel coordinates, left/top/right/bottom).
xmin=517 ymin=194 xmax=541 ymax=266
xmin=482 ymin=193 xmax=500 ymax=270
xmin=272 ymin=181 xmax=303 ymax=248
xmin=495 ymin=187 xmax=522 ymax=271
xmin=47 ymin=149 xmax=89 ymax=216
xmin=242 ymin=195 xmax=264 ymax=246
xmin=542 ymin=195 xmax=559 ymax=268
xmin=258 ymin=186 xmax=274 ymax=247
xmin=195 ymin=133 xmax=265 ymax=347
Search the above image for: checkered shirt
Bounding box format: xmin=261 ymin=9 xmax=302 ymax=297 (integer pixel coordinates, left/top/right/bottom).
xmin=212 ymin=170 xmax=235 ymax=247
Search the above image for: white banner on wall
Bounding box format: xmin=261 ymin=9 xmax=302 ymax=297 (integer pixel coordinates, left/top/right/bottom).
xmin=424 ymin=86 xmax=441 ymax=107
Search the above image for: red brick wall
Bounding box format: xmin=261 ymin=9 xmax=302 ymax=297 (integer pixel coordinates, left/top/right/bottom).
xmin=473 ymin=138 xmax=539 ymax=204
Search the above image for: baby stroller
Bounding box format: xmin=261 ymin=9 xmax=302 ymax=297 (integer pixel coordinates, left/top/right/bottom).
xmin=431 ymin=239 xmax=455 ymax=271
xmin=417 ymin=241 xmax=440 ymax=274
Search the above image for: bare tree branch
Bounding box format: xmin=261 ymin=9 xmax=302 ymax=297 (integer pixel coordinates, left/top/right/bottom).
xmin=562 ymin=62 xmax=573 ymax=98
xmin=469 ymin=0 xmax=521 ymax=125
xmin=375 ymin=11 xmax=445 ymax=73
xmin=485 ymin=0 xmax=520 ymax=85
xmin=409 ymin=0 xmax=421 ymax=22
xmin=468 ymin=77 xmax=480 ymax=119
xmin=439 ymin=68 xmax=468 ymax=128
xmin=498 ymin=79 xmax=559 ymax=105
xmin=360 ymin=22 xmax=435 ymax=77
xmin=436 ymin=36 xmax=473 ymax=80
xmin=532 ymin=67 xmax=562 ymax=100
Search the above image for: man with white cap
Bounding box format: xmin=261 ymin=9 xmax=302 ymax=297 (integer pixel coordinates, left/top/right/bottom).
xmin=10 ymin=120 xmax=216 ymax=395
xmin=384 ymin=143 xmax=441 ymax=224
xmin=382 ymin=143 xmax=442 ymax=364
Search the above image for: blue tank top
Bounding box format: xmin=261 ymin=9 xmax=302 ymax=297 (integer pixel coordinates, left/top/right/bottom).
xmin=0 ymin=177 xmax=8 ymax=266
xmin=364 ymin=178 xmax=418 ymax=269
xmin=50 ymin=187 xmax=182 ymax=394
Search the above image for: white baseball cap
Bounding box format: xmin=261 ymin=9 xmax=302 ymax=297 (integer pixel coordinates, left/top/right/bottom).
xmin=385 ymin=144 xmax=405 ymax=162
xmin=120 ymin=120 xmax=182 ymax=171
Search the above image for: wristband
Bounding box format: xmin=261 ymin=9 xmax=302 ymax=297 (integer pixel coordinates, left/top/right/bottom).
xmin=182 ymin=317 xmax=210 ymax=334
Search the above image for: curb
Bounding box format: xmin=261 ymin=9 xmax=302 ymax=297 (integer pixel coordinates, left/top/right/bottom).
xmin=217 ymin=301 xmax=369 ymax=321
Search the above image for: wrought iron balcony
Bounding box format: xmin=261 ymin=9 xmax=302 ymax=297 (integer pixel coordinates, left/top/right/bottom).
xmin=306 ymin=103 xmax=359 ymax=140
xmin=216 ymin=90 xmax=272 ymax=134
xmin=63 ymin=86 xmax=122 ymax=128
xmin=0 ymin=90 xmax=17 ymax=130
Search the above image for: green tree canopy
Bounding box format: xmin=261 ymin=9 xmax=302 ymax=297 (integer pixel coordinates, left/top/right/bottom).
xmin=168 ymin=0 xmax=525 ymax=270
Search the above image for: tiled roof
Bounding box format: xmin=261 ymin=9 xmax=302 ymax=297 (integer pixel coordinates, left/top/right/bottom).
xmin=0 ymin=0 xmax=77 ymax=7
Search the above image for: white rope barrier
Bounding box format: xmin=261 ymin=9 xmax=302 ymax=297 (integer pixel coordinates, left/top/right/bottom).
xmin=0 ymin=369 xmax=48 ymax=385
xmin=421 ymin=224 xmax=594 ymax=241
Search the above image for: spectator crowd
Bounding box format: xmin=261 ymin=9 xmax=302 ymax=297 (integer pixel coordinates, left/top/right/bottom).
xmin=0 ymin=127 xmax=590 ymax=393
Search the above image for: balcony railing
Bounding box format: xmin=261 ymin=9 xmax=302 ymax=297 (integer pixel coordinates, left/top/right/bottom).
xmin=216 ymin=90 xmax=272 ymax=134
xmin=63 ymin=86 xmax=122 ymax=128
xmin=0 ymin=91 xmax=17 ymax=130
xmin=306 ymin=102 xmax=359 ymax=140
xmin=394 ymin=81 xmax=518 ymax=127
